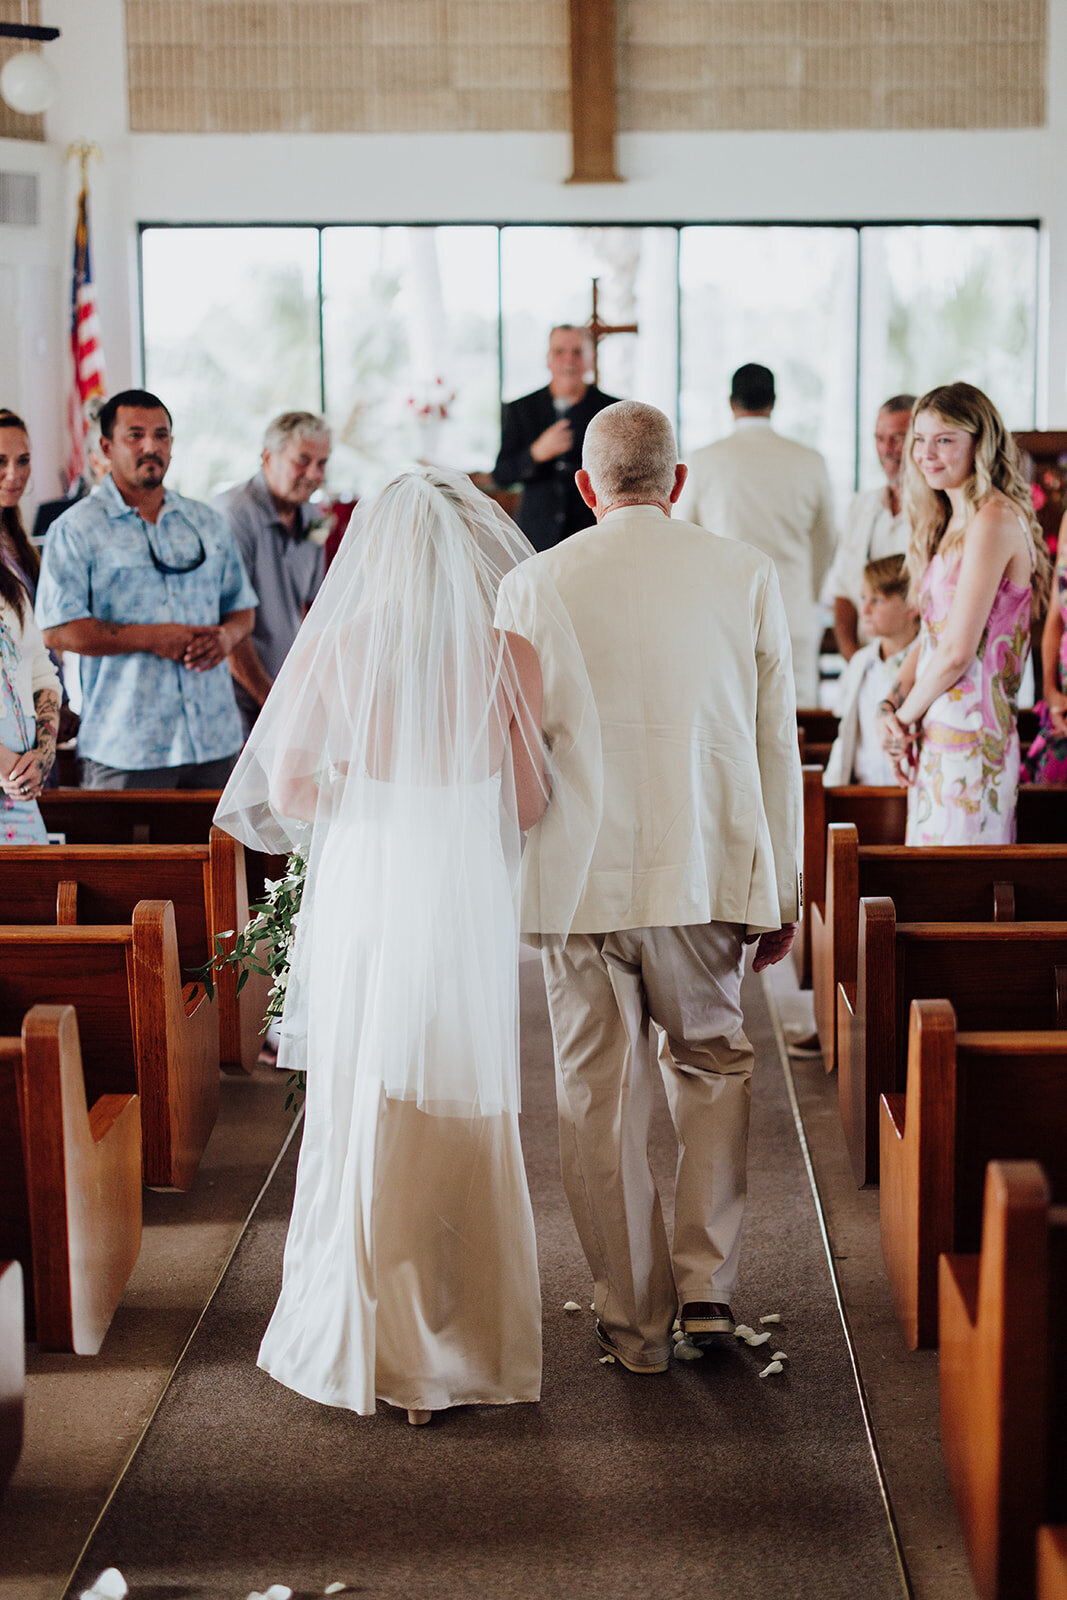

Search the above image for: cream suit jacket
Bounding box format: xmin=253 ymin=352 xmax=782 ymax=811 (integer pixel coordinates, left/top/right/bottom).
xmin=676 ymin=420 xmax=835 ymax=705
xmin=495 ymin=504 xmax=803 ymax=939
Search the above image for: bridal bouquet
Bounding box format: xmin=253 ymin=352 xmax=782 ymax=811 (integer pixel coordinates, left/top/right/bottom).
xmin=192 ymin=851 xmax=307 ymax=1110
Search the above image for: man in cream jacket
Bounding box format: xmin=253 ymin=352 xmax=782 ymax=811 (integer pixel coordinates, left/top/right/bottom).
xmin=677 ymin=363 xmax=835 ymax=707
xmin=495 ymin=401 xmax=803 ymax=1374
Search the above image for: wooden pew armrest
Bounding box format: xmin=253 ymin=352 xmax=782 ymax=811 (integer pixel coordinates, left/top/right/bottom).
xmin=939 ymin=1251 xmax=980 ymax=1330
xmin=87 ymin=1091 xmax=138 ymax=1145
xmin=182 ymin=981 xmax=208 ymax=1019
xmin=881 ymin=1091 xmax=905 ymax=1142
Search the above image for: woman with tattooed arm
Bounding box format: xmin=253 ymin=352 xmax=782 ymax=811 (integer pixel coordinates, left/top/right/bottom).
xmin=0 ymin=412 xmax=60 ymax=841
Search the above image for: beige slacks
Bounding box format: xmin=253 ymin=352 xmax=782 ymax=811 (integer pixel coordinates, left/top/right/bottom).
xmin=541 ymin=922 xmax=754 ymax=1367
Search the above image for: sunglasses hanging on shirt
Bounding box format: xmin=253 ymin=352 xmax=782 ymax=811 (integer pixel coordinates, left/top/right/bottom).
xmin=139 ymin=511 xmax=207 ymax=576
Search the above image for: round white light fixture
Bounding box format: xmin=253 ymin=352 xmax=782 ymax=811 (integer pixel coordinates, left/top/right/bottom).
xmin=0 ymin=49 xmax=59 ymax=114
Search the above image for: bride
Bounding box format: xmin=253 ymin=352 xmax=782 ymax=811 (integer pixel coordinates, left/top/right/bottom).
xmin=215 ymin=468 xmax=599 ymax=1424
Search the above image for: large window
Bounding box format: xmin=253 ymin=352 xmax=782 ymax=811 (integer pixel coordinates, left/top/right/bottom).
xmin=679 ymin=227 xmax=859 ymax=509
xmin=141 ymin=222 xmax=1040 ymax=511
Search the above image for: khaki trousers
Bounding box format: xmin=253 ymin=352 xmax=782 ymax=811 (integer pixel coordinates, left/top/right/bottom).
xmin=541 ymin=922 xmax=753 ymax=1367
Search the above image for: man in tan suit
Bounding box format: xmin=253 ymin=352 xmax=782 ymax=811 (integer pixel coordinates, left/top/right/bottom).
xmin=495 ymin=401 xmax=803 ymax=1374
xmin=677 ymin=363 xmax=835 ymax=706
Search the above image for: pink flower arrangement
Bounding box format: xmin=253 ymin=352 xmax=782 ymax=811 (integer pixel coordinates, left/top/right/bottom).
xmin=406 ymin=377 xmax=455 ymax=421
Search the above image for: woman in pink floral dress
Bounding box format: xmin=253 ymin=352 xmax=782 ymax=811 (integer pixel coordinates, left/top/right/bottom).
xmin=1023 ymin=512 xmax=1067 ymax=784
xmin=877 ymin=383 xmax=1049 ymax=845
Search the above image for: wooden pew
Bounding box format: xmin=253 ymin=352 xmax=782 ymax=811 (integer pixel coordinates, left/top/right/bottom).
xmin=38 ymin=788 xmax=220 ymax=846
xmin=0 ymin=829 xmax=270 ymax=1075
xmin=0 ymin=1006 xmax=141 ymax=1354
xmin=37 ymin=789 xmax=286 ymax=905
xmin=796 ymin=708 xmax=840 ymax=745
xmin=0 ymin=1260 xmax=23 ymax=1498
xmin=797 ymin=770 xmax=1067 ymax=989
xmin=837 ymin=903 xmax=1067 ymax=1185
xmin=879 ymin=1000 xmax=1067 ymax=1347
xmin=812 ymin=829 xmax=1067 ymax=1071
xmin=0 ymin=903 xmax=218 ymax=1191
xmin=1039 ymin=1528 xmax=1067 ymax=1599
xmin=940 ymin=1161 xmax=1067 ymax=1600
xmin=795 ymin=767 xmax=904 ymax=987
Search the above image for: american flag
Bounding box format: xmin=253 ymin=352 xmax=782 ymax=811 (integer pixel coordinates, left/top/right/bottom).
xmin=65 ymin=180 xmax=106 ymax=489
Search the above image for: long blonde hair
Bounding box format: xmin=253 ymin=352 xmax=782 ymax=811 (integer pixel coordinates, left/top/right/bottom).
xmin=902 ymin=382 xmax=1050 ymax=617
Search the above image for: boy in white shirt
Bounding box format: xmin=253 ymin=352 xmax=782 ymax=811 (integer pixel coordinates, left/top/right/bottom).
xmin=824 ymin=555 xmax=919 ymax=787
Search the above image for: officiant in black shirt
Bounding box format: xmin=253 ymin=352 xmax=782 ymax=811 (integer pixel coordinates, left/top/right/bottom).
xmin=493 ymin=324 xmax=618 ymax=552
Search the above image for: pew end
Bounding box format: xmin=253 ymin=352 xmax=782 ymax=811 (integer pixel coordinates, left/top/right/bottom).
xmin=0 ymin=1006 xmax=142 ymax=1356
xmin=838 ymin=896 xmax=897 ymax=1187
xmin=811 ymin=823 xmax=860 ymax=1073
xmin=794 ymin=765 xmax=826 ymax=989
xmin=1039 ymin=1528 xmax=1067 ymax=1600
xmin=0 ymin=1260 xmax=23 ymax=1497
xmin=131 ymin=901 xmax=220 ymax=1192
xmin=207 ymin=828 xmax=271 ymax=1075
xmin=0 ymin=904 xmax=220 ymax=1192
xmin=879 ymin=1000 xmax=957 ymax=1349
xmin=939 ymin=1161 xmax=1067 ymax=1600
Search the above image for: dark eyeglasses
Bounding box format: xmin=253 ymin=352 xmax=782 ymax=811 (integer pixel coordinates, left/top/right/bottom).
xmin=139 ymin=512 xmax=207 ymax=576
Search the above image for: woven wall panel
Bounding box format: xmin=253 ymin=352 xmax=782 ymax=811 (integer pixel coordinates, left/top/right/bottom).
xmin=126 ymin=0 xmax=569 ymax=134
xmin=621 ymin=0 xmax=1046 ymax=130
xmin=123 ymin=0 xmax=1046 ymax=134
xmin=0 ymin=0 xmax=44 ymax=142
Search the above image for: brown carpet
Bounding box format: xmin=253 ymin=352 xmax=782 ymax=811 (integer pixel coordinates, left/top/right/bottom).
xmin=68 ymin=959 xmax=905 ymax=1600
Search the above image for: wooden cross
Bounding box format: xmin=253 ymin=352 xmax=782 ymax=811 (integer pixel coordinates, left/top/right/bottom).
xmin=586 ymin=277 xmax=638 ymax=384
xmin=566 ymin=0 xmax=621 ymax=184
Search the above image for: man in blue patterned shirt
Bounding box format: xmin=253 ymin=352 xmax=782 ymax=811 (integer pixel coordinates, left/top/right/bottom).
xmin=36 ymin=390 xmax=258 ymax=788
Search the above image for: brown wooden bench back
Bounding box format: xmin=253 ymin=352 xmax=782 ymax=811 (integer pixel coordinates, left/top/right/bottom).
xmin=37 ymin=790 xmax=285 ymax=905
xmin=951 ymin=1034 xmax=1067 ymax=1252
xmin=0 ymin=927 xmax=137 ymax=1104
xmin=807 ymin=770 xmax=1067 ymax=917
xmin=0 ymin=846 xmax=213 ymax=966
xmin=895 ymin=923 xmax=1067 ymax=1074
xmin=861 ymin=845 xmax=1067 ymax=924
xmin=38 ymin=789 xmax=220 ymax=846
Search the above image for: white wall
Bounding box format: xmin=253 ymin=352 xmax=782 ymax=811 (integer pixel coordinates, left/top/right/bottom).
xmin=1 ymin=0 xmax=1065 ymax=503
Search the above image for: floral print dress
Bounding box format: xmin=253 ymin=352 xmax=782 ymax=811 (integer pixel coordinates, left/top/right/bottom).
xmin=906 ymin=533 xmax=1033 ymax=846
xmin=1022 ymin=560 xmax=1067 ymax=784
xmin=0 ymin=609 xmax=47 ymax=844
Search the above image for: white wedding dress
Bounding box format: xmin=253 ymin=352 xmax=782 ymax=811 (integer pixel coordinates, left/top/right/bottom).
xmin=214 ymin=466 xmax=600 ymax=1419
xmin=256 ymin=770 xmax=542 ymax=1414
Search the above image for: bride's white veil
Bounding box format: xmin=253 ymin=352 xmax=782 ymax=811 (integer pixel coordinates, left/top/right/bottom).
xmin=215 ymin=467 xmax=601 ymax=1116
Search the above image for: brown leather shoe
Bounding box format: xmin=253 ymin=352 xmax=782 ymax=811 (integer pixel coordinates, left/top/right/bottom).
xmin=595 ymin=1321 xmax=669 ymax=1373
xmin=680 ymin=1301 xmax=735 ymax=1338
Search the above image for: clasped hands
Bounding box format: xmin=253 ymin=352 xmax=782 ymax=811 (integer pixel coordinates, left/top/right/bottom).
xmin=152 ymin=622 xmax=234 ymax=672
xmin=0 ymin=742 xmax=48 ymax=802
xmin=877 ymin=702 xmax=919 ymax=786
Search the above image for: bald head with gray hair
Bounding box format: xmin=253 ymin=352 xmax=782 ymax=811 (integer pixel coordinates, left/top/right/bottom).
xmin=581 ymin=401 xmax=679 ymax=512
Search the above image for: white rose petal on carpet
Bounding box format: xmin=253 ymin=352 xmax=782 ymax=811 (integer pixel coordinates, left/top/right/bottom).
xmin=745 ymin=1331 xmax=771 ymax=1347
xmin=80 ymin=1572 xmax=127 ymax=1600
xmin=673 ymin=1338 xmax=703 ymax=1361
xmin=759 ymin=1313 xmax=782 ymax=1324
xmin=772 ymin=1352 xmax=788 ymax=1362
xmin=562 ymin=1301 xmax=582 ymax=1312
xmin=598 ymin=1354 xmax=616 ymax=1364
xmin=733 ymin=1324 xmax=756 ymax=1339
xmin=759 ymin=1361 xmax=784 ymax=1378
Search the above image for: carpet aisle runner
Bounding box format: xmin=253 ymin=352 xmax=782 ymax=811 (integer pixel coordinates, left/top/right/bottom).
xmin=70 ymin=958 xmax=904 ymax=1600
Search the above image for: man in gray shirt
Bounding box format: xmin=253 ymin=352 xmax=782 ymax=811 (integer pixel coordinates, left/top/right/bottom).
xmin=213 ymin=411 xmax=331 ymax=736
